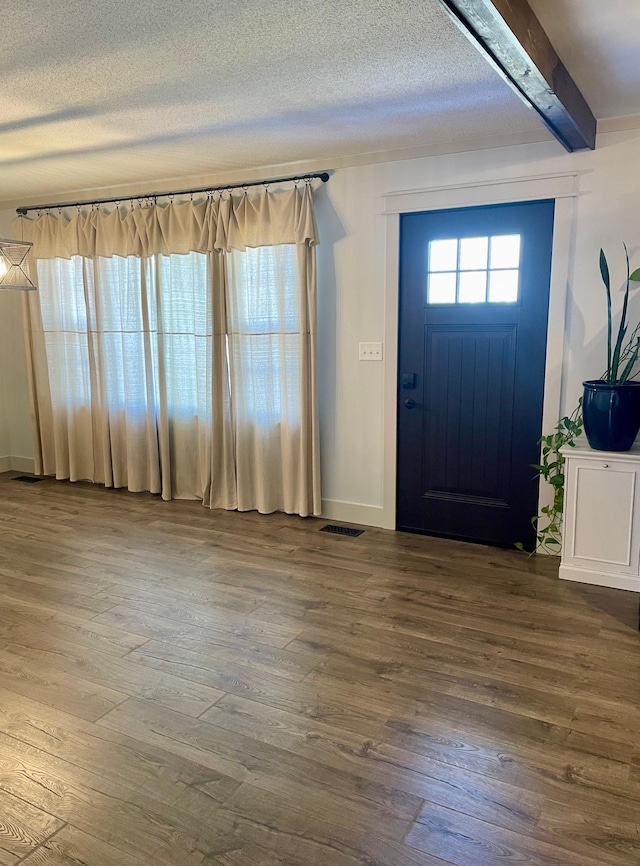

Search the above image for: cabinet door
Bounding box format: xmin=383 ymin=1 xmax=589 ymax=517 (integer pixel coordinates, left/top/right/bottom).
xmin=563 ymin=456 xmax=640 ymax=575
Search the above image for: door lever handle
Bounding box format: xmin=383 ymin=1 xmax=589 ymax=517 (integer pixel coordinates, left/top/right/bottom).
xmin=404 ymin=398 xmax=416 ymax=409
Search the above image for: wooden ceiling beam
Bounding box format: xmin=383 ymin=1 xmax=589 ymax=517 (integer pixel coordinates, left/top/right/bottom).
xmin=437 ymin=0 xmax=597 ymax=151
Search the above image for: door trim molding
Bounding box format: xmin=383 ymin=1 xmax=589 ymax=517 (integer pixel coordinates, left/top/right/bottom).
xmin=382 ymin=172 xmax=580 ymax=215
xmin=381 ymin=173 xmax=579 ymax=537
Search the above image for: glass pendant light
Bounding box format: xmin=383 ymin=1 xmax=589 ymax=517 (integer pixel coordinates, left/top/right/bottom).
xmin=0 ymin=238 xmax=36 ymax=290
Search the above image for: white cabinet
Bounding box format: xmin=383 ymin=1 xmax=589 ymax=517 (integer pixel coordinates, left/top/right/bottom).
xmin=560 ymin=441 xmax=640 ymax=591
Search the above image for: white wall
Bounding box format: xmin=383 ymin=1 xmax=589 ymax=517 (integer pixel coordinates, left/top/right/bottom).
xmin=2 ymin=128 xmax=640 ymax=522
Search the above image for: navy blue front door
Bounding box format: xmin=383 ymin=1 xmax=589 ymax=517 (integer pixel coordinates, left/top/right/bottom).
xmin=397 ymin=200 xmax=555 ymax=549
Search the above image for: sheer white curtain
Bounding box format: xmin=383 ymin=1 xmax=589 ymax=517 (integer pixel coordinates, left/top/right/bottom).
xmin=18 ymin=186 xmax=320 ymax=517
xmin=227 ymin=244 xmax=319 ymax=513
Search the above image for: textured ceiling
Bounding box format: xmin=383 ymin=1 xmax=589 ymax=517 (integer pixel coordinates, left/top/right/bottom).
xmin=529 ymin=0 xmax=640 ymax=119
xmin=1 ymin=0 xmax=637 ymax=205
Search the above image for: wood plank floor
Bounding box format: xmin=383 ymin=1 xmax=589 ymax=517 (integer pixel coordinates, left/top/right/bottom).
xmin=0 ymin=471 xmax=639 ymax=866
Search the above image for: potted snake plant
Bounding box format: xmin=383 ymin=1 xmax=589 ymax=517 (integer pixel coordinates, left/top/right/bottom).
xmin=582 ymin=245 xmax=640 ymax=451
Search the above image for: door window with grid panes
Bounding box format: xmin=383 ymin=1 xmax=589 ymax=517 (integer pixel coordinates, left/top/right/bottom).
xmin=427 ymin=234 xmax=521 ymax=304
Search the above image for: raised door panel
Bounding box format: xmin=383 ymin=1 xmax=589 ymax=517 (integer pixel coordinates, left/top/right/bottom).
xmin=423 ymin=324 xmax=515 ymax=507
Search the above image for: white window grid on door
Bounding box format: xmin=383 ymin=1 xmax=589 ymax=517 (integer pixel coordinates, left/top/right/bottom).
xmin=427 ymin=234 xmax=521 ymax=304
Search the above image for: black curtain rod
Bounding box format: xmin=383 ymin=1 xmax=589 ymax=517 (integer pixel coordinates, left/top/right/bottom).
xmin=15 ymin=171 xmax=330 ymax=215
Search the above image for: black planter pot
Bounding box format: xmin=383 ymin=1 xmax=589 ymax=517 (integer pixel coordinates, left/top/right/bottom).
xmin=582 ymin=380 xmax=640 ymax=451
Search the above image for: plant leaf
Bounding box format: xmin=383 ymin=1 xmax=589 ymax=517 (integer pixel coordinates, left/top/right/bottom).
xmin=600 ymin=248 xmax=610 ymax=290
xmin=619 ymin=338 xmax=640 ymax=383
xmin=611 ymin=244 xmax=632 ymax=382
xmin=611 ymin=324 xmax=627 ymax=383
xmin=600 ymin=249 xmax=613 ymax=380
xmin=630 ymin=267 xmax=640 ymax=282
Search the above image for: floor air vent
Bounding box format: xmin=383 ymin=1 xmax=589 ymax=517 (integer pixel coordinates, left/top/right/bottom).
xmin=12 ymin=475 xmax=46 ymax=483
xmin=320 ymin=524 xmax=364 ymax=538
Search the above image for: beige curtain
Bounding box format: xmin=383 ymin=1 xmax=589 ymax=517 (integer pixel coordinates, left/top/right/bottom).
xmin=15 ymin=186 xmax=320 ymax=517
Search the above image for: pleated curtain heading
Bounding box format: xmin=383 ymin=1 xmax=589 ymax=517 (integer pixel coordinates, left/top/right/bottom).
xmin=17 ymin=185 xmax=318 ymax=257
xmin=16 ymin=184 xmax=321 ymax=518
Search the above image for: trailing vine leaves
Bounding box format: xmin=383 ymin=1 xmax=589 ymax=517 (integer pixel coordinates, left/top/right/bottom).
xmin=515 ymin=401 xmax=583 ymax=554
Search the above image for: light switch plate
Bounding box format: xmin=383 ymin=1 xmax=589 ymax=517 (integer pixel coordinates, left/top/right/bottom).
xmin=359 ymin=342 xmax=383 ymax=361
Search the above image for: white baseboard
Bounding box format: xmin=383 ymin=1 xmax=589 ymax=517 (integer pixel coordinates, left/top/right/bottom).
xmin=320 ymin=498 xmax=388 ymax=529
xmin=559 ymin=564 xmax=640 ymax=593
xmin=0 ymin=456 xmax=11 ymax=473
xmin=10 ymin=456 xmax=36 ymax=474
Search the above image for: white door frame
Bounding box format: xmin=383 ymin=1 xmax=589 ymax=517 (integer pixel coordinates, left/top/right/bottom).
xmin=380 ymin=172 xmax=580 ymax=532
